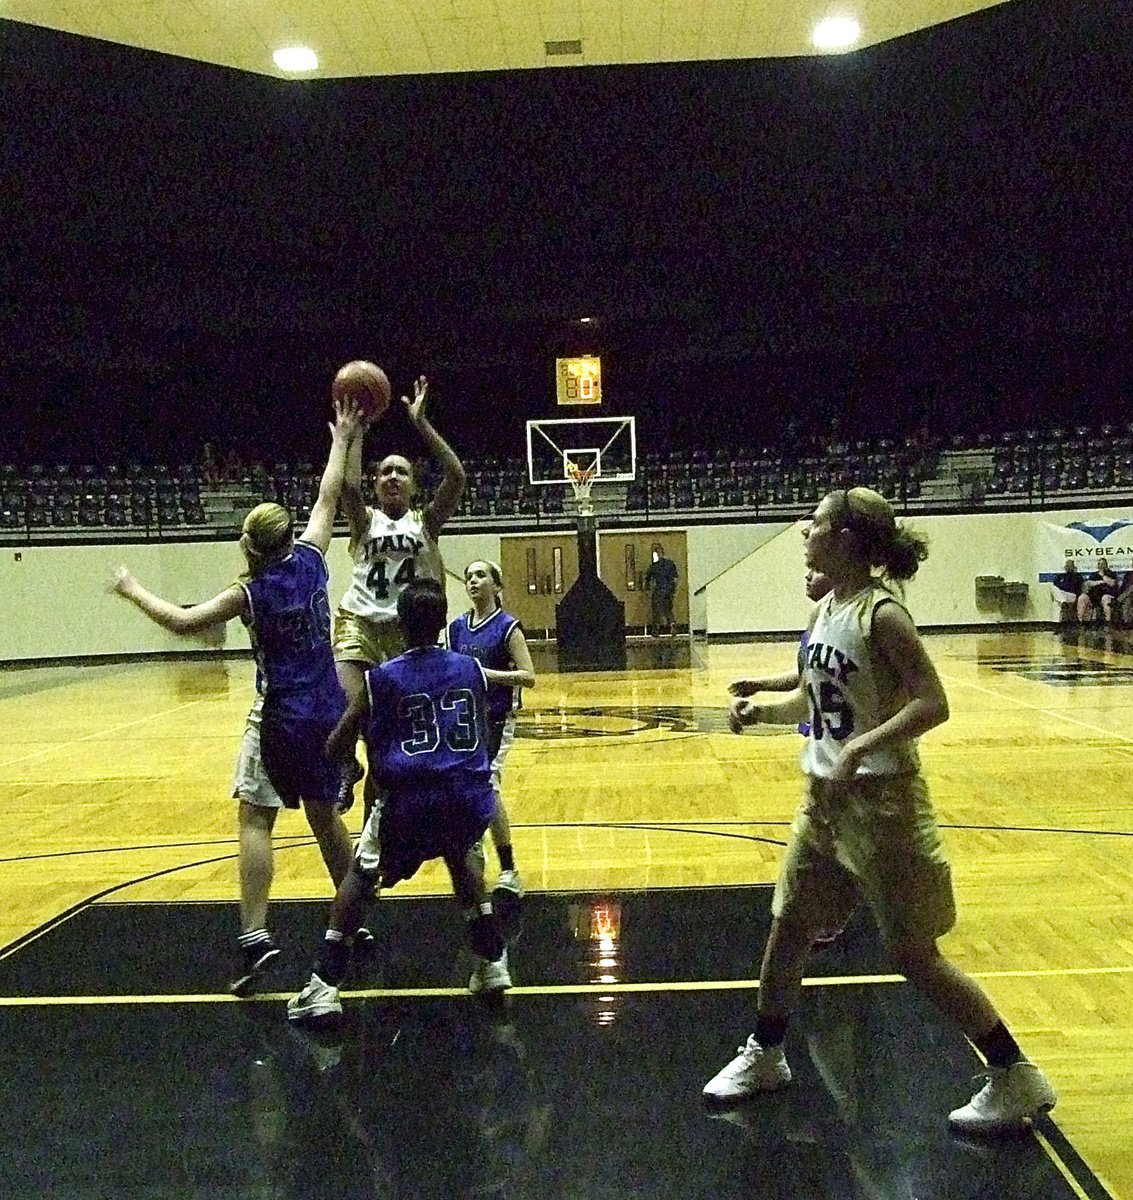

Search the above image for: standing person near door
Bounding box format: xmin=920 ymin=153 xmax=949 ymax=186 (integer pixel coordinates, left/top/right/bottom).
xmin=644 ymin=546 xmax=679 ymax=636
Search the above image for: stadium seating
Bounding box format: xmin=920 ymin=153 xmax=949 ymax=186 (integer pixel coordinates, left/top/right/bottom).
xmin=3 ymin=420 xmax=1132 ymax=539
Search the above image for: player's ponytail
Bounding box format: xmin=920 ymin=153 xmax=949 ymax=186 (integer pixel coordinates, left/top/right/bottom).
xmin=880 ymin=525 xmax=929 ymax=582
xmin=839 ymin=487 xmax=929 ymax=586
xmin=240 ymin=503 xmax=293 ymax=578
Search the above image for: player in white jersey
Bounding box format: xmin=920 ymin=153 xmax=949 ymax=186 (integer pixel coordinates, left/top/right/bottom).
xmin=728 ymin=569 xmax=833 ymax=707
xmin=704 ymin=487 xmax=1056 ymax=1135
xmin=332 ymin=375 xmax=466 ymax=812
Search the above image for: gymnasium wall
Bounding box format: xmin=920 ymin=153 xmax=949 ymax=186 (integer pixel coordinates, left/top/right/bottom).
xmin=702 ymin=505 xmax=1133 ymax=633
xmin=2 ymin=505 xmax=1129 ymax=660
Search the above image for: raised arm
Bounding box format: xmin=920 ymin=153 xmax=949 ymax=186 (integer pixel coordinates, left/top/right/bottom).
xmin=404 ymin=376 xmax=466 ymax=539
xmin=300 ymin=397 xmax=365 ymax=553
xmin=339 ymin=423 xmax=372 ymax=548
xmin=110 ymin=568 xmax=245 ymax=635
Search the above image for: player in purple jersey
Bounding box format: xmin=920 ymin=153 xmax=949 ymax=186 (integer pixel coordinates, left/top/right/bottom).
xmin=288 ymin=579 xmax=510 ymax=1024
xmin=111 ymin=398 xmax=365 ymax=995
xmin=447 ymin=560 xmax=536 ymax=897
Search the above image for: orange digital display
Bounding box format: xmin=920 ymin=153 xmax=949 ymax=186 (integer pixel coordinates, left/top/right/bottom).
xmin=556 ymin=356 xmax=602 ymax=406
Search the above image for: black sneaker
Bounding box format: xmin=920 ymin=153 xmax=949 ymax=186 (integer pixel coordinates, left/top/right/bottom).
xmin=230 ymin=940 xmax=282 ymax=998
xmin=336 ymin=758 xmax=365 ymax=813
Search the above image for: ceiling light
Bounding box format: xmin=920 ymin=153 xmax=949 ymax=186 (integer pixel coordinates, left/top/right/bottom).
xmin=273 ymin=46 xmax=318 ymax=73
xmin=812 ymin=16 xmax=860 ymax=51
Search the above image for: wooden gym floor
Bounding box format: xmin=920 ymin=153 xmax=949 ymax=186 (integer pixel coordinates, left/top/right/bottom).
xmin=1 ymin=626 xmax=1130 ymax=1199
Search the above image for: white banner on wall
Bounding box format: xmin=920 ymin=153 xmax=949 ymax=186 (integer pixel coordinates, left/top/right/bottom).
xmin=1039 ymin=516 xmax=1133 ymax=584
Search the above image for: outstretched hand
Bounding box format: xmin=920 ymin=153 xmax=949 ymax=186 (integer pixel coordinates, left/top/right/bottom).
xmin=330 ymin=394 xmax=367 ymax=441
xmin=728 ymin=697 xmax=759 ymax=734
xmin=109 ymin=565 xmax=136 ymax=597
xmin=402 ymin=375 xmax=428 ymax=425
xmin=728 ymin=678 xmax=760 ymax=697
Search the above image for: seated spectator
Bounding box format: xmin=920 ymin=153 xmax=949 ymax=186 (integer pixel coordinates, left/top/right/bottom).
xmin=1115 ymin=571 xmax=1133 ymax=628
xmin=199 ymin=441 xmax=221 ymax=486
xmin=248 ymin=459 xmax=273 ymax=499
xmin=1050 ymin=559 xmax=1083 ymax=625
xmin=1078 ymin=557 xmax=1121 ymax=625
xmin=222 ymin=447 xmax=244 ymax=482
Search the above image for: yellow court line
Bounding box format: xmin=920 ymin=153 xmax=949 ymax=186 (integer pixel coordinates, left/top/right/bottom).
xmin=972 ymin=965 xmax=1133 ymax=980
xmin=3 ymin=961 xmax=1133 ymax=1008
xmin=0 ymin=699 xmax=208 ymax=768
xmin=0 ymin=975 xmax=891 ymax=1007
xmin=1032 ymin=1129 xmax=1097 ymax=1200
xmin=940 ymin=670 xmax=1133 ymax=747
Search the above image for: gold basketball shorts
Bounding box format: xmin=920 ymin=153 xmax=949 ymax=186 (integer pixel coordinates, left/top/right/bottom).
xmin=772 ymin=772 xmax=957 ymax=946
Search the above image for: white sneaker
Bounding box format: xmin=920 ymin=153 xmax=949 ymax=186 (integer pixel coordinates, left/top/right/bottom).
xmin=948 ymin=1062 xmax=1056 ymax=1133
xmin=469 ymin=950 xmax=512 ymax=995
xmin=286 ymin=974 xmax=342 ymax=1024
xmin=494 ymin=869 xmax=524 ymax=898
xmin=703 ymin=1035 xmax=792 ymax=1100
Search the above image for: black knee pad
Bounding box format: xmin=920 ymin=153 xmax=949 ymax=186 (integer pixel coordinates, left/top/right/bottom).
xmin=467 ymin=912 xmax=504 ymax=962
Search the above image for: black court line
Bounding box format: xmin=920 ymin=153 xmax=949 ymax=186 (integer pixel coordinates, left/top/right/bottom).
xmin=0 ymin=842 xmax=333 ymax=961
xmin=0 ymin=823 xmax=789 ymax=875
xmin=0 ymin=888 xmax=1113 ymax=1200
xmin=0 ymin=850 xmax=248 ymax=962
xmin=3 ymin=816 xmax=1130 ymax=877
xmin=1037 ymin=1125 xmax=1119 ymax=1200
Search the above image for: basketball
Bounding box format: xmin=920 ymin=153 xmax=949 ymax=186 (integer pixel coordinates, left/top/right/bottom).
xmin=331 ymin=360 xmax=391 ymax=421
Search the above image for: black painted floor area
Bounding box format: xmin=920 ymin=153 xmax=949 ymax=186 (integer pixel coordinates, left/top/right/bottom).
xmin=0 ymin=887 xmax=1109 ymax=1200
xmin=0 ymin=885 xmax=894 ymax=998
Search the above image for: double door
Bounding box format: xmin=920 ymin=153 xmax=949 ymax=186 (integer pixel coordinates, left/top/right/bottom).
xmin=499 ymin=533 xmax=581 ymax=638
xmin=499 ymin=530 xmax=689 ymax=638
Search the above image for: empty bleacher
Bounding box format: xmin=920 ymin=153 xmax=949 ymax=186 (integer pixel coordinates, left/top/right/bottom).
xmin=1 ymin=420 xmax=1130 ymax=541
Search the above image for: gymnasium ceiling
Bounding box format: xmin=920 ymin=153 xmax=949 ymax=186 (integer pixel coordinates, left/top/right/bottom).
xmin=2 ymin=0 xmax=1012 ymax=78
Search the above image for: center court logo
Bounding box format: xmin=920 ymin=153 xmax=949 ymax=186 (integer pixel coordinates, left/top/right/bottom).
xmin=514 ymin=705 xmax=778 ymax=739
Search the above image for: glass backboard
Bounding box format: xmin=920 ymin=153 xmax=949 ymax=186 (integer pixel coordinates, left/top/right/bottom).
xmin=525 ymin=416 xmax=637 ymax=485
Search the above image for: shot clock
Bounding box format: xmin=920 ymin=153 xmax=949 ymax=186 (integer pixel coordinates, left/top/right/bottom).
xmin=556 ymin=356 xmax=602 ymax=406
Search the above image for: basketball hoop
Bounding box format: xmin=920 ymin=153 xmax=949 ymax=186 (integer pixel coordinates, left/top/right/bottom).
xmin=566 ymin=460 xmax=596 ymax=516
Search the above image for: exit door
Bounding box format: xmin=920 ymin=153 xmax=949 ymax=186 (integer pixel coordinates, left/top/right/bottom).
xmin=500 ymin=533 xmax=581 ymax=639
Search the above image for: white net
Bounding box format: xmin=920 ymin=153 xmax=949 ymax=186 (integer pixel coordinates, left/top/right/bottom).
xmin=566 ymin=462 xmax=596 ymax=516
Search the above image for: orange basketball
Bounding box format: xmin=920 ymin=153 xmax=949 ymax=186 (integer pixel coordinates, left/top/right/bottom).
xmin=331 ymin=360 xmax=391 ymax=420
